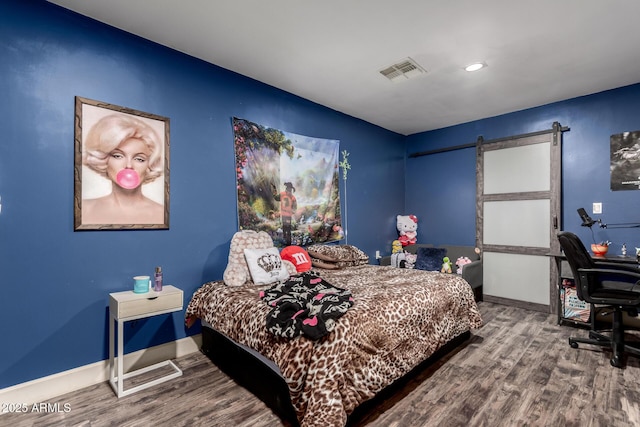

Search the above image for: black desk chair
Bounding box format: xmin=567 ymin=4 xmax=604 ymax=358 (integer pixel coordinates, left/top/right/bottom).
xmin=558 ymin=231 xmax=640 ymax=367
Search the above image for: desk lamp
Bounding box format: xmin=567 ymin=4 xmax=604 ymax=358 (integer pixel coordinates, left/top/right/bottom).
xmin=577 ymin=207 xmax=597 ymax=228
xmin=577 ymin=207 xmax=640 ymax=229
xmin=577 ymin=207 xmax=606 ymax=251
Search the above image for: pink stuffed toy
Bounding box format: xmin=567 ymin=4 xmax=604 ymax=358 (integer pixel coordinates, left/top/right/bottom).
xmin=396 ymin=214 xmax=418 ymax=246
xmin=455 ymin=256 xmax=472 ymax=274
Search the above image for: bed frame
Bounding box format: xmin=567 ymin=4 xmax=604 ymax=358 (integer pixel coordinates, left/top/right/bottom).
xmin=201 ymin=325 xmax=471 ymax=426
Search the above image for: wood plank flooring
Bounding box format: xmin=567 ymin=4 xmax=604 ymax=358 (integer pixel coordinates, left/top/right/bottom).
xmin=3 ymin=301 xmax=640 ymax=427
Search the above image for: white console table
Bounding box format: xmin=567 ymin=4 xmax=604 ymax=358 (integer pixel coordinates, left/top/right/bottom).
xmin=108 ymin=285 xmax=184 ymax=398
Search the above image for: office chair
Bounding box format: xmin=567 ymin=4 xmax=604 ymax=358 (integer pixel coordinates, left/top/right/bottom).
xmin=558 ymin=231 xmax=640 ymax=367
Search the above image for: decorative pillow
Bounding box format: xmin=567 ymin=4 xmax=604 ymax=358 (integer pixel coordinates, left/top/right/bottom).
xmin=415 ymin=247 xmax=447 ymax=271
xmin=223 ymin=230 xmax=275 ymax=286
xmin=280 ymin=245 xmax=312 ymax=273
xmin=307 ymin=244 xmax=369 ymax=269
xmin=243 ymin=247 xmax=290 ymax=285
xmin=309 ymin=258 xmax=342 ymax=270
xmin=282 ymin=260 xmax=298 ymax=276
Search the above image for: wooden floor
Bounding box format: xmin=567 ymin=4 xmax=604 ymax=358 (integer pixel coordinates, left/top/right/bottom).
xmin=4 ymin=301 xmax=640 ymax=427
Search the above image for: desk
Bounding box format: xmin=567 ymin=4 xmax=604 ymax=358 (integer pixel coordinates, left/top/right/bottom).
xmin=589 ymin=254 xmax=639 ymax=264
xmin=548 ymin=253 xmax=639 ymax=327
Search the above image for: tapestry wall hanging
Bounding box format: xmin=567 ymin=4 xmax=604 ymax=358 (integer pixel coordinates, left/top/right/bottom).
xmin=611 ymin=130 xmax=640 ymax=191
xmin=233 ymin=117 xmax=343 ymax=247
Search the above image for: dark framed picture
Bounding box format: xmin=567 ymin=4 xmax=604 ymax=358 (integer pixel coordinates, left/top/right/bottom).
xmin=74 ymin=97 xmax=170 ymax=230
xmin=611 ymin=130 xmax=640 ymax=191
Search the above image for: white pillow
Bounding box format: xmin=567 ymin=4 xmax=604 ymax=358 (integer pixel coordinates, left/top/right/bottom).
xmin=244 ymin=247 xmax=290 ymax=285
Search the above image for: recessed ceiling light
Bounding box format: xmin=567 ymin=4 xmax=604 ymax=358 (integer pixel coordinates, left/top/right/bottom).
xmin=465 ymin=62 xmax=486 ymax=72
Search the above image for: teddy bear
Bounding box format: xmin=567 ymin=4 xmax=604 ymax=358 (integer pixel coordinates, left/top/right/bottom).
xmin=396 ymin=214 xmax=418 ymax=246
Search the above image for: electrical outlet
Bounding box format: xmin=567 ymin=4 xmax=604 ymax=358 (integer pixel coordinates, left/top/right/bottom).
xmin=593 ymin=202 xmax=602 ymax=214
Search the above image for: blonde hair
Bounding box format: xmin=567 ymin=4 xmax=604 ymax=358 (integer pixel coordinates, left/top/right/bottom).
xmin=83 ymin=114 xmax=163 ymax=184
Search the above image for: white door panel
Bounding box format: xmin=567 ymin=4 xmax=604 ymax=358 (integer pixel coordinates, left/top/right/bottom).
xmin=484 ymin=253 xmax=550 ymax=305
xmin=483 ymin=200 xmax=550 ymax=247
xmin=484 ymin=143 xmax=551 ymax=194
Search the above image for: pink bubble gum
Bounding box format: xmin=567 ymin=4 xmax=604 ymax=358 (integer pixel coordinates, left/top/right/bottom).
xmin=116 ymin=169 xmax=140 ymax=189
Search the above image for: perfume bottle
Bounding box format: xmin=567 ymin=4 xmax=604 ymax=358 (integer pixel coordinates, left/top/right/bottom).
xmin=154 ymin=266 xmax=163 ymax=292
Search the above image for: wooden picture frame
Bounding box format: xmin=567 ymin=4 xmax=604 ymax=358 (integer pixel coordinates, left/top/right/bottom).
xmin=74 ymin=97 xmax=170 ymax=230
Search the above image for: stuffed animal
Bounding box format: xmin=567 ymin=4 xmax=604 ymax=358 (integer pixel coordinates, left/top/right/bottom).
xmin=404 ymin=253 xmax=417 ymax=269
xmin=441 ymin=256 xmax=453 ymax=274
xmin=455 ymin=256 xmax=472 ymax=275
xmin=391 ymin=240 xmax=403 ymax=254
xmin=396 ymin=214 xmax=418 ymax=246
xmin=390 ymin=252 xmax=417 ymax=269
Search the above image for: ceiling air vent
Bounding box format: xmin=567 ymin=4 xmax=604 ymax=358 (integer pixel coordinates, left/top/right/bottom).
xmin=379 ymin=58 xmax=426 ymax=82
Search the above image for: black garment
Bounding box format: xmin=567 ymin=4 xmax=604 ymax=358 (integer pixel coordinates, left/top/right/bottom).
xmin=260 ymin=272 xmax=354 ymax=340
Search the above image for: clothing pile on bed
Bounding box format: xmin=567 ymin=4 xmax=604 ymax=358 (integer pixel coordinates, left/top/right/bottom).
xmin=260 ymin=272 xmax=354 ymax=340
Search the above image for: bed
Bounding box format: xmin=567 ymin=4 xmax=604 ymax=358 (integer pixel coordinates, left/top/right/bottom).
xmin=185 ymin=240 xmax=482 ymax=427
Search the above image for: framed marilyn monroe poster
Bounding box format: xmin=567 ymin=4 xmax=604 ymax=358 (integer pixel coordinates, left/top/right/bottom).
xmin=74 ymin=97 xmax=170 ymax=230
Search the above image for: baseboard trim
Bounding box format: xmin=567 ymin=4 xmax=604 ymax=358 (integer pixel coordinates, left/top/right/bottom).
xmin=483 ymin=295 xmax=550 ymax=313
xmin=0 ymin=334 xmax=202 ymax=409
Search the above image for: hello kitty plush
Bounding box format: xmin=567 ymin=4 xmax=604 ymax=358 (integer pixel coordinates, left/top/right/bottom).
xmin=396 ymin=214 xmax=418 ymax=246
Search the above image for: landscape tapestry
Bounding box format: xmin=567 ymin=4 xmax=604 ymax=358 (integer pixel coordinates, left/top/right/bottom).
xmin=232 ymin=117 xmax=343 ymax=247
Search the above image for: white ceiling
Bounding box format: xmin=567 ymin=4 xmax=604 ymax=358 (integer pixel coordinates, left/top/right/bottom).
xmin=48 ymin=0 xmax=640 ymax=135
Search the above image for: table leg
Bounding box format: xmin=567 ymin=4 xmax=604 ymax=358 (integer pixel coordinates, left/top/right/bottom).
xmin=117 ymin=318 xmax=124 ymax=397
xmin=109 ymin=313 xmax=115 ymax=389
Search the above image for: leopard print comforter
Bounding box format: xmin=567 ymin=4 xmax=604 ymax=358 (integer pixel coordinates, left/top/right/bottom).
xmin=186 ymin=265 xmax=482 ymax=427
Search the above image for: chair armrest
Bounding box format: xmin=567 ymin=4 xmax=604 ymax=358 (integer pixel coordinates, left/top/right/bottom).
xmin=593 ymin=261 xmax=640 ymax=274
xmin=578 ymin=267 xmax=640 ymax=293
xmin=579 ymin=267 xmax=640 ymax=281
xmin=462 ymin=260 xmax=482 ymax=289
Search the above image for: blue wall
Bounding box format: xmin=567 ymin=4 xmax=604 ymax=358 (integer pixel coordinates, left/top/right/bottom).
xmin=0 ymin=0 xmax=404 ymax=388
xmin=406 ymin=84 xmax=640 ymax=250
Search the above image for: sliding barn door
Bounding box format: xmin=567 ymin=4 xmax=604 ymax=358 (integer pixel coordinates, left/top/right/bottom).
xmin=477 ymin=123 xmax=563 ymax=313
